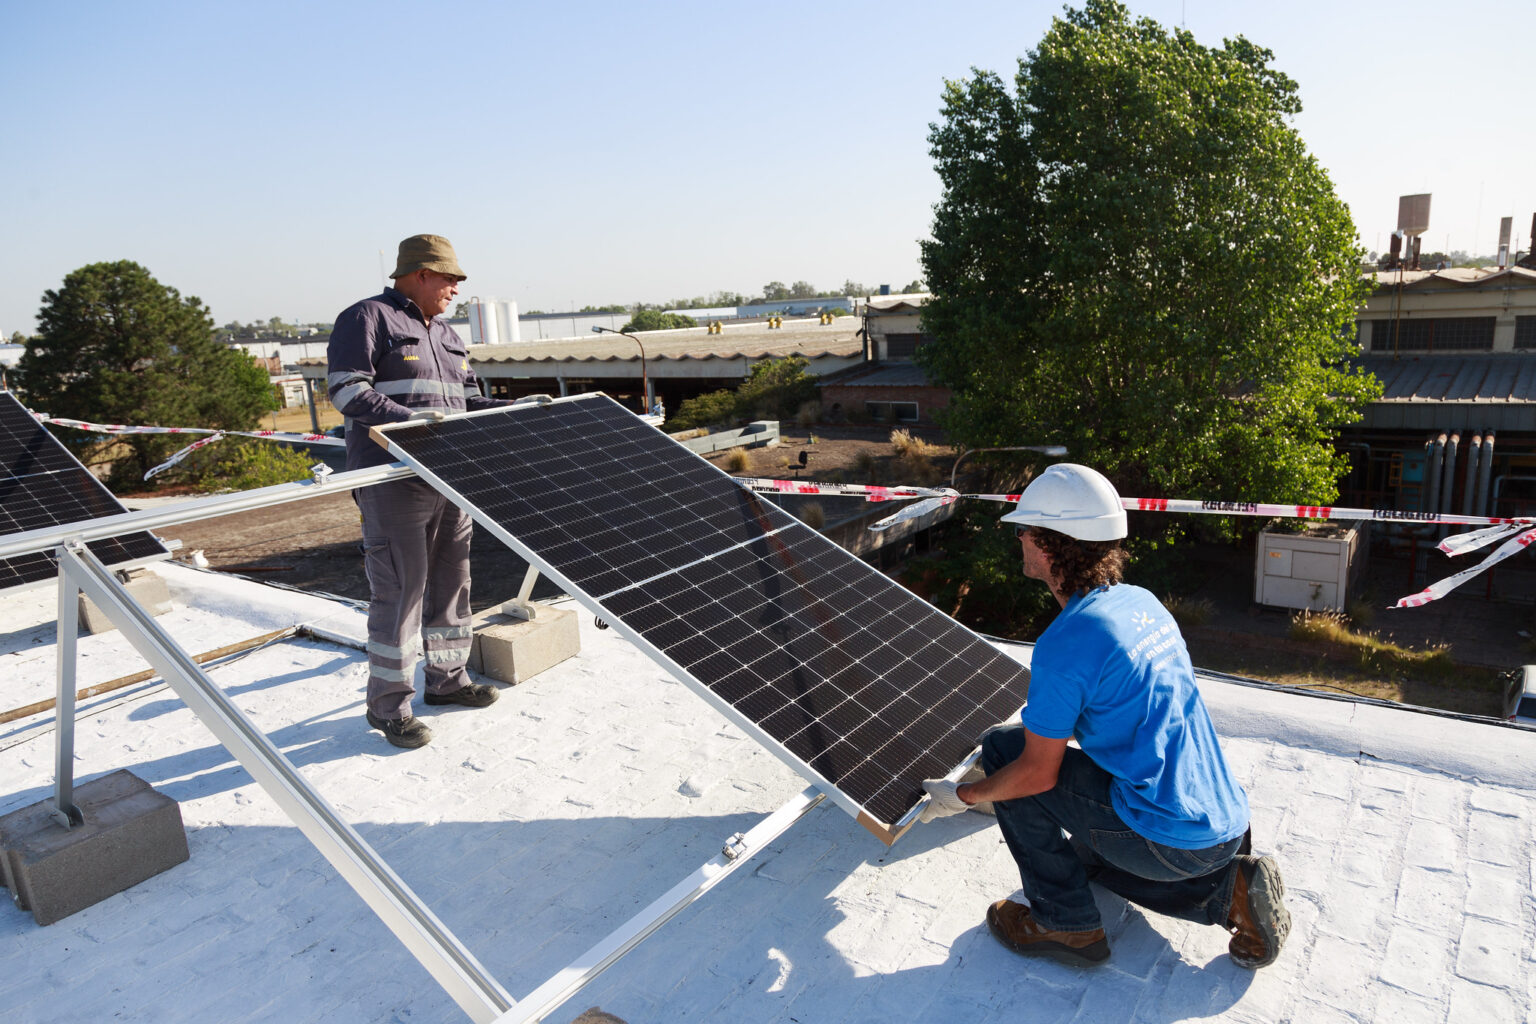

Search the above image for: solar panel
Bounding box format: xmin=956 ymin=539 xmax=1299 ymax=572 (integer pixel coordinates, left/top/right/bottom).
xmin=0 ymin=391 xmax=171 ymax=591
xmin=372 ymin=394 xmax=1029 ymax=840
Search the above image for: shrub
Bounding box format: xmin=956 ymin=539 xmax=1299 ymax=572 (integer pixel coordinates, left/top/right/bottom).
xmin=738 ymin=356 xmax=819 ymax=421
xmin=889 ymin=428 xmax=940 ymax=459
xmin=173 ymin=437 xmax=318 ymax=492
xmin=894 ymin=453 xmax=941 ymax=486
xmin=621 ymin=310 xmax=696 ymax=332
xmin=1163 ymin=595 xmax=1214 ymax=628
xmin=1289 ymin=609 xmax=1458 ymax=679
xmin=669 ymin=389 xmax=741 ymax=431
xmin=795 ymin=401 xmax=820 ymax=427
xmin=852 ymin=448 xmax=881 ymax=483
xmin=798 ymin=502 xmax=826 ymax=530
xmin=725 ymin=448 xmax=751 ymax=473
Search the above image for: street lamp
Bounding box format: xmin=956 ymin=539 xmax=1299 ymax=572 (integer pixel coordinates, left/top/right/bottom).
xmin=591 ymin=325 xmax=649 ymax=413
xmin=950 ymin=445 xmax=1068 ymax=490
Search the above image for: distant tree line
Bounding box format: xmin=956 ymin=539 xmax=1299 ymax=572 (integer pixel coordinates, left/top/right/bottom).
xmin=220 ymin=317 xmax=331 ymax=339
xmin=544 ymin=277 xmax=928 ymax=318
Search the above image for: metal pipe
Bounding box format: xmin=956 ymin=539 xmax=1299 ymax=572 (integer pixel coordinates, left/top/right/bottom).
xmin=949 ymin=445 xmax=1070 ymax=490
xmin=1461 ymin=433 xmax=1482 ymax=518
xmin=0 ymin=463 xmax=415 ymax=562
xmin=1476 ymin=432 xmax=1495 ymax=517
xmin=50 ymin=564 xmax=82 ymax=828
xmin=1423 ymin=433 xmax=1446 ymax=514
xmin=1491 ymin=474 xmax=1536 ymax=519
xmin=1440 ymin=432 xmax=1460 ymax=539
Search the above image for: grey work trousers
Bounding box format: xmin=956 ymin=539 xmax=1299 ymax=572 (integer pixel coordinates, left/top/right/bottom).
xmin=355 ymin=478 xmax=475 ymax=718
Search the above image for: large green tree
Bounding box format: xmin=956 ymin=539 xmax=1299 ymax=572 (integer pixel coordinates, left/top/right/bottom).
xmin=15 ymin=260 xmax=274 ymax=479
xmin=919 ymin=0 xmax=1378 ymax=507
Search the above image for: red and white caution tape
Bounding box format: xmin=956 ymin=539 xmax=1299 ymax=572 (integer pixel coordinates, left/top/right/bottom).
xmin=33 ymin=412 xmax=342 ymax=480
xmin=736 ymin=475 xmax=1535 ymax=609
xmin=734 ymin=476 xmax=954 ymax=503
xmin=1393 ymin=527 xmax=1536 ymax=607
xmin=38 ymin=413 xmax=339 ymax=446
xmin=145 ymin=433 xmax=228 ymax=479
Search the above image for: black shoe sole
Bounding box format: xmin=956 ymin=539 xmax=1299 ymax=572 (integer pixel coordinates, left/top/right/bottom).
xmin=365 ymin=711 xmax=432 ymax=749
xmin=424 ymin=686 xmax=499 ymax=708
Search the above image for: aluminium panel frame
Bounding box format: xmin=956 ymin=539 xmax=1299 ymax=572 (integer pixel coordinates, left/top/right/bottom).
xmin=372 ymin=395 xmax=940 ymax=843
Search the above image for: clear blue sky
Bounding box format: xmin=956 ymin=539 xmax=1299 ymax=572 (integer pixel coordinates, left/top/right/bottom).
xmin=3 ymin=1 xmax=1532 ymax=336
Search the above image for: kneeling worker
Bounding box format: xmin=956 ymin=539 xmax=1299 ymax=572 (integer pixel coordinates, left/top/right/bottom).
xmin=923 ymin=464 xmax=1289 ymax=968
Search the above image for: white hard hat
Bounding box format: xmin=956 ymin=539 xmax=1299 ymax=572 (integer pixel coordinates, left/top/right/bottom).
xmin=1000 ymin=463 xmax=1127 ymax=541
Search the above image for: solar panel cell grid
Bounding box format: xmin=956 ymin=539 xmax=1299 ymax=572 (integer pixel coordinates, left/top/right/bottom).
xmin=0 ymin=392 xmax=171 ymax=589
xmin=378 ymin=395 xmax=1029 ymax=832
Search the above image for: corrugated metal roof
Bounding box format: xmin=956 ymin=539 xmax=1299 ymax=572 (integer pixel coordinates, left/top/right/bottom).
xmin=865 ymin=293 xmax=929 ymax=313
xmin=818 ymin=362 xmax=935 ymax=388
xmin=1357 ymin=354 xmax=1536 ymax=402
xmin=1367 ymin=265 xmax=1536 ymax=291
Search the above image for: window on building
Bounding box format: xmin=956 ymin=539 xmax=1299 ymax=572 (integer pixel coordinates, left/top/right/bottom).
xmin=865 ymin=401 xmax=919 ymax=423
xmin=1516 ymin=316 xmax=1536 ymax=351
xmin=1369 ymin=317 xmax=1496 ymax=352
xmin=882 ymin=333 xmax=934 ymax=359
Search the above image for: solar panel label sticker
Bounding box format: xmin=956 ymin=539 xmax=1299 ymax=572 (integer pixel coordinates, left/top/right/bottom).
xmin=373 ymin=395 xmax=1028 ymax=841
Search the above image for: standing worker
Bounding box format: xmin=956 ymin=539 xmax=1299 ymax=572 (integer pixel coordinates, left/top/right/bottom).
xmin=922 ymin=464 xmax=1289 ymax=968
xmin=328 ymin=234 xmax=509 ymax=749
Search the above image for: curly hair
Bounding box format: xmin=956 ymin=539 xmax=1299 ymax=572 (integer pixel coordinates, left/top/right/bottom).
xmin=1030 ymin=527 xmax=1128 ymax=596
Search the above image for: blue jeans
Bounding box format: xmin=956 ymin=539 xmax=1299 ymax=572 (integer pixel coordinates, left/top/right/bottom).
xmin=982 ymin=724 xmax=1245 ymax=933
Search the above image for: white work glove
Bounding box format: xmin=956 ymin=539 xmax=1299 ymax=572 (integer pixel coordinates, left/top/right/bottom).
xmin=919 ymin=779 xmax=971 ymax=823
xmin=408 ymin=409 xmax=447 ymax=424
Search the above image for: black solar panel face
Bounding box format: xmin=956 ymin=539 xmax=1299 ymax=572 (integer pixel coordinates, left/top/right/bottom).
xmin=381 ymin=396 xmax=1029 ymax=829
xmin=0 ymin=392 xmax=170 ymax=589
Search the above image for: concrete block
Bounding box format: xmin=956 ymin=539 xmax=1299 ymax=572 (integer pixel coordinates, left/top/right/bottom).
xmin=469 ymin=605 xmax=580 ymax=685
xmin=78 ymin=568 xmax=172 ymax=635
xmin=0 ymin=769 xmax=189 ymax=926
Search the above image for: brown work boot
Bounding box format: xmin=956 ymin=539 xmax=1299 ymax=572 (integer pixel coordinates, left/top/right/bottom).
xmin=1226 ymin=855 xmax=1289 ymax=968
xmin=986 ymin=900 xmax=1109 ymax=965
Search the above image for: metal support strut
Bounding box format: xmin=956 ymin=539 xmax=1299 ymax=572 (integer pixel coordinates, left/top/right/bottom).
xmin=52 ymin=540 xmax=514 ymax=1023
xmin=50 ymin=569 xmax=83 ymax=828
xmin=493 ymin=786 xmax=826 ymax=1024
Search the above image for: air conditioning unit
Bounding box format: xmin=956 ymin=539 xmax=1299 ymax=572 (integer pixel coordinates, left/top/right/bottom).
xmin=1254 ymin=521 xmax=1368 ymax=612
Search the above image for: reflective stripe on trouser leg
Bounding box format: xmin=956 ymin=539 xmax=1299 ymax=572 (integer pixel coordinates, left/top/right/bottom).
xmin=356 ymin=479 xmax=460 ymax=718
xmin=421 ymin=503 xmax=474 ymax=696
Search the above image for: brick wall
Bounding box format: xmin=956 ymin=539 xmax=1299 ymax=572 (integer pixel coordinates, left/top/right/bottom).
xmin=818 ymin=384 xmax=951 ymax=424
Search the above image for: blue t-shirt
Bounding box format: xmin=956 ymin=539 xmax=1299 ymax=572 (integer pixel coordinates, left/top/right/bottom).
xmin=1024 ymin=584 xmax=1249 ymax=849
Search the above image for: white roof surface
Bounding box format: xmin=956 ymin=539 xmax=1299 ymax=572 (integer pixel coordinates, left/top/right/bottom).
xmin=2 ymin=563 xmax=1533 ymax=1023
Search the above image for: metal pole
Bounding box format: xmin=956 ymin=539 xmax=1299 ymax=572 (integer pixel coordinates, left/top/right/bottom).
xmin=50 ymin=563 xmax=83 ymax=828
xmin=949 ymin=445 xmax=1069 ymax=490
xmin=591 ymin=326 xmax=648 ymax=413
xmin=57 ymin=540 xmax=514 ymax=1022
xmin=305 ymin=377 xmax=321 ymax=434
xmin=0 ymin=463 xmax=416 ymax=563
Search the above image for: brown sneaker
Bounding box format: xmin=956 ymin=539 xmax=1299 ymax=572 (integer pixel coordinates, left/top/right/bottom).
xmin=1227 ymin=855 xmax=1289 ymax=968
xmin=986 ymin=900 xmax=1109 ymax=965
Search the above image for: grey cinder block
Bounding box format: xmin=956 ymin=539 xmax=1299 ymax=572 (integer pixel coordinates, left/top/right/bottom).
xmin=469 ymin=605 xmax=581 ymax=685
xmin=78 ymin=567 xmax=173 ymax=635
xmin=0 ymin=769 xmax=189 ymax=926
